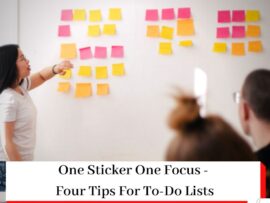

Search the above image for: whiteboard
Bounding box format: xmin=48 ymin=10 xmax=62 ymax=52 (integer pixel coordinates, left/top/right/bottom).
xmin=18 ymin=0 xmax=270 ymax=160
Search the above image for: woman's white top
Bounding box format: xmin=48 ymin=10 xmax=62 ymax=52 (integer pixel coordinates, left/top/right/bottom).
xmin=0 ymin=78 xmax=37 ymax=161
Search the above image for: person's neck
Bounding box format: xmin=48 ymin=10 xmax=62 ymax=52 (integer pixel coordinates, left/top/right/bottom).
xmin=250 ymin=118 xmax=270 ymax=150
xmin=11 ymin=83 xmax=24 ymax=95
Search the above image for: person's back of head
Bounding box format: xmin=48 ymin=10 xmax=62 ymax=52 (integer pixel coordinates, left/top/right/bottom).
xmin=239 ymin=69 xmax=270 ymax=149
xmin=166 ymin=93 xmax=255 ymax=161
xmin=242 ymin=69 xmax=270 ymax=123
xmin=0 ymin=44 xmax=19 ymax=94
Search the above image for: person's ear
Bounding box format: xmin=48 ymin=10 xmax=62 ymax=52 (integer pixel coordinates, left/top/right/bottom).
xmin=242 ymin=101 xmax=250 ymax=121
xmin=239 ymin=100 xmax=251 ymax=135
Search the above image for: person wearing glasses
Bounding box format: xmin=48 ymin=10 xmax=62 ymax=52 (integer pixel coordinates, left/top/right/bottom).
xmin=166 ymin=93 xmax=255 ymax=161
xmin=237 ymin=69 xmax=270 ymax=197
xmin=0 ymin=44 xmax=73 ymax=161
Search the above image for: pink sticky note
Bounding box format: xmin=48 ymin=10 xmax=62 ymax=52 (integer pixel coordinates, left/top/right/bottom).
xmin=216 ymin=27 xmax=230 ymax=38
xmin=145 ymin=9 xmax=159 ymax=21
xmin=61 ymin=9 xmax=73 ymax=21
xmin=58 ymin=25 xmax=71 ymax=37
xmin=232 ymin=10 xmax=245 ymax=22
xmin=79 ymin=47 xmax=92 ymax=60
xmin=218 ymin=10 xmax=231 ymax=23
xmin=111 ymin=46 xmax=124 ymax=58
xmin=177 ymin=8 xmax=191 ymax=19
xmin=232 ymin=26 xmax=245 ymax=38
xmin=162 ymin=8 xmax=175 ymax=20
xmin=94 ymin=46 xmax=107 ymax=58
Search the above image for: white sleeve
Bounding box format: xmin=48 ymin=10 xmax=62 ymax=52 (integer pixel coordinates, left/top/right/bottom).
xmin=20 ymin=77 xmax=31 ymax=91
xmin=0 ymin=93 xmax=17 ymax=122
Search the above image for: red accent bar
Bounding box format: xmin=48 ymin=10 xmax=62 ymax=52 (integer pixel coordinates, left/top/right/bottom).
xmin=261 ymin=163 xmax=266 ymax=198
xmin=7 ymin=201 xmax=248 ymax=203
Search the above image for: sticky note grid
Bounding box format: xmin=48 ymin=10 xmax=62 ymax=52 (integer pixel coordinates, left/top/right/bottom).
xmin=58 ymin=8 xmax=125 ymax=98
xmin=145 ymin=7 xmax=195 ymax=55
xmin=214 ymin=9 xmax=263 ymax=56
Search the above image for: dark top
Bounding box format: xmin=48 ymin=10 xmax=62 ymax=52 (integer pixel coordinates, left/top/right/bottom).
xmin=256 ymin=143 xmax=270 ymax=198
xmin=0 ymin=162 xmax=5 ymax=192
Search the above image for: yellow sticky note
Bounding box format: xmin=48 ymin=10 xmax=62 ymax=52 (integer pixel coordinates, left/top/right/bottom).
xmin=73 ymin=9 xmax=86 ymax=21
xmin=177 ymin=19 xmax=195 ymax=36
xmin=159 ymin=42 xmax=172 ymax=55
xmin=112 ymin=63 xmax=125 ymax=76
xmin=75 ymin=83 xmax=92 ymax=98
xmin=103 ymin=24 xmax=116 ymax=35
xmin=232 ymin=42 xmax=245 ymax=56
xmin=248 ymin=41 xmax=263 ymax=53
xmin=160 ymin=26 xmax=174 ymax=40
xmin=59 ymin=69 xmax=72 ymax=79
xmin=60 ymin=43 xmax=77 ymax=59
xmin=88 ymin=25 xmax=100 ymax=37
xmin=109 ymin=8 xmax=122 ymax=20
xmin=96 ymin=66 xmax=108 ymax=79
xmin=97 ymin=83 xmax=109 ymax=96
xmin=212 ymin=42 xmax=227 ymax=53
xmin=78 ymin=66 xmax=91 ymax=77
xmin=179 ymin=40 xmax=193 ymax=47
xmin=57 ymin=82 xmax=71 ymax=93
xmin=246 ymin=10 xmax=260 ymax=22
xmin=246 ymin=25 xmax=261 ymax=37
xmin=89 ymin=10 xmax=102 ymax=22
xmin=146 ymin=25 xmax=159 ymax=37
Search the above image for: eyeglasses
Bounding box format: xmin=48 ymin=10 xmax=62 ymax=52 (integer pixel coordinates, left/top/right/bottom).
xmin=233 ymin=91 xmax=241 ymax=104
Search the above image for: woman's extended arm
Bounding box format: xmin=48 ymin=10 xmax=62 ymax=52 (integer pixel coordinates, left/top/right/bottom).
xmin=29 ymin=60 xmax=73 ymax=90
xmin=5 ymin=122 xmax=22 ymax=161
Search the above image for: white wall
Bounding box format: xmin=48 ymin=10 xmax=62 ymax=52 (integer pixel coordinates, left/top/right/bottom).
xmin=15 ymin=0 xmax=270 ymax=160
xmin=0 ymin=0 xmax=18 ymax=45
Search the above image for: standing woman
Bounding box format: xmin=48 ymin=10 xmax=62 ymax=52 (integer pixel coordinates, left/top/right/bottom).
xmin=0 ymin=44 xmax=73 ymax=161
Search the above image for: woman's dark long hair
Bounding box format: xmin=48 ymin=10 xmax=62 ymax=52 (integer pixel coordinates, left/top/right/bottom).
xmin=0 ymin=44 xmax=19 ymax=93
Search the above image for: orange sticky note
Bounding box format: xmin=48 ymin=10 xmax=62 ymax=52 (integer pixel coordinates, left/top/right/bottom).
xmin=212 ymin=42 xmax=227 ymax=53
xmin=232 ymin=42 xmax=245 ymax=56
xmin=112 ymin=63 xmax=125 ymax=76
xmin=146 ymin=25 xmax=159 ymax=37
xmin=57 ymin=82 xmax=71 ymax=93
xmin=60 ymin=43 xmax=77 ymax=59
xmin=177 ymin=19 xmax=195 ymax=36
xmin=246 ymin=25 xmax=261 ymax=37
xmin=95 ymin=66 xmax=108 ymax=79
xmin=160 ymin=26 xmax=174 ymax=40
xmin=75 ymin=83 xmax=92 ymax=98
xmin=89 ymin=9 xmax=102 ymax=22
xmin=246 ymin=10 xmax=260 ymax=22
xmin=109 ymin=8 xmax=122 ymax=20
xmin=97 ymin=83 xmax=109 ymax=96
xmin=248 ymin=41 xmax=263 ymax=53
xmin=73 ymin=9 xmax=86 ymax=21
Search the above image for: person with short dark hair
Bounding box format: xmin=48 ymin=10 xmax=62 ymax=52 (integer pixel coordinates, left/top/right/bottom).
xmin=238 ymin=69 xmax=270 ymax=197
xmin=166 ymin=93 xmax=256 ymax=161
xmin=0 ymin=44 xmax=73 ymax=161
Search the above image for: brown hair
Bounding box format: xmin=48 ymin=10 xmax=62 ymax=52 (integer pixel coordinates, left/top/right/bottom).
xmin=166 ymin=94 xmax=256 ymax=161
xmin=242 ymin=69 xmax=270 ymax=122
